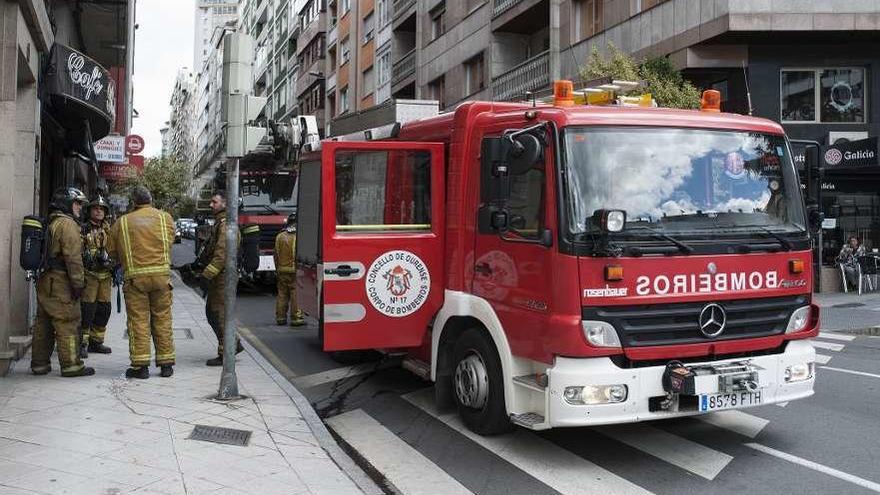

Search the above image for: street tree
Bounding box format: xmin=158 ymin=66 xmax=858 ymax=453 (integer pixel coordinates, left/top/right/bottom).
xmin=581 ymin=43 xmax=702 ymax=109
xmin=119 ymin=157 xmax=194 ymax=218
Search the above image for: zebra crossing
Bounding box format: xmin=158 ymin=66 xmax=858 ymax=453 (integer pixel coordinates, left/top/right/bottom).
xmin=304 ymin=331 xmax=868 ymax=495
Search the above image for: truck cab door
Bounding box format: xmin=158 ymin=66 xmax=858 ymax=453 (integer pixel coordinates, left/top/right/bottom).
xmin=318 ymin=141 xmax=445 ymax=351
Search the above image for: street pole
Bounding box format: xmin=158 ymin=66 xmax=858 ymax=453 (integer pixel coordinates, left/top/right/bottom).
xmin=217 ymin=156 xmax=240 ymax=400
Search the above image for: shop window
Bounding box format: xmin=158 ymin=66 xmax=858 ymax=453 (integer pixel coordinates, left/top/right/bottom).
xmin=781 ymin=68 xmax=865 ymax=124
xmin=572 ymin=0 xmax=602 ymax=42
xmin=335 ymin=150 xmax=432 ymax=232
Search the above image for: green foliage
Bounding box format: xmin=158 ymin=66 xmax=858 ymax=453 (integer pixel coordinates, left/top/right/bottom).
xmin=580 ymin=43 xmax=701 ymax=109
xmin=120 ymin=157 xmax=194 ymax=218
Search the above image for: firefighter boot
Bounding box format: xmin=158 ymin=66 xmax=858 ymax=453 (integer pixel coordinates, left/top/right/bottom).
xmin=62 ymin=367 xmax=96 ymax=377
xmin=125 ymin=366 xmax=149 ymax=379
xmin=88 ymin=341 xmax=112 ymax=354
xmin=206 ymin=356 xmax=222 ymax=367
xmin=160 ymin=365 xmax=173 ymax=378
xmin=290 ymin=310 xmax=305 ymax=327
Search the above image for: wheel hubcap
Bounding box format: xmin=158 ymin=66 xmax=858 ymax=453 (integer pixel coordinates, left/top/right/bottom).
xmin=454 ymin=351 xmax=489 ymax=409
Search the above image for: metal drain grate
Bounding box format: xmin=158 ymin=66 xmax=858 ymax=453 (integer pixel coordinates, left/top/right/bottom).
xmin=188 ymin=425 xmax=252 ymax=446
xmin=122 ymin=328 xmax=193 ymax=340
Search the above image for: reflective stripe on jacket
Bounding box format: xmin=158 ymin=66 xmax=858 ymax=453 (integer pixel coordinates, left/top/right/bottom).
xmin=108 ymin=205 xmax=174 ymax=280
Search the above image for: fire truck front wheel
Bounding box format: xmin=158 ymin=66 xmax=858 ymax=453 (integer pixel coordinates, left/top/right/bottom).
xmin=452 ymin=328 xmax=512 ymax=435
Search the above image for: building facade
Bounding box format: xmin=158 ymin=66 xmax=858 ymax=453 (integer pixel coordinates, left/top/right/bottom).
xmin=169 ymin=68 xmax=196 ymax=164
xmin=195 ymin=0 xmax=240 ymax=72
xmin=0 ymin=0 xmax=135 ymax=372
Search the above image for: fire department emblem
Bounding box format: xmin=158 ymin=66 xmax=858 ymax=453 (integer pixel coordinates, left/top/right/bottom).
xmin=366 ymin=250 xmax=431 ymax=318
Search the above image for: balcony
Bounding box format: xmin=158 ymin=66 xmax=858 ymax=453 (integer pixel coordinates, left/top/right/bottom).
xmin=327 ymin=22 xmax=338 ymax=46
xmin=492 ymin=0 xmax=522 ymax=17
xmin=391 ymin=49 xmax=416 ymax=88
xmin=492 ymin=50 xmax=549 ymax=101
xmin=393 ymin=0 xmax=416 ymax=22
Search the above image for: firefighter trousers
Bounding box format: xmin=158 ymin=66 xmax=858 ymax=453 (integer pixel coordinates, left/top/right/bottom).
xmin=206 ymin=273 xmax=240 ymax=355
xmin=31 ymin=271 xmax=85 ymax=375
xmin=81 ymin=274 xmax=112 ymax=344
xmin=123 ymin=275 xmax=175 ymax=367
xmin=275 ymin=273 xmax=303 ymax=322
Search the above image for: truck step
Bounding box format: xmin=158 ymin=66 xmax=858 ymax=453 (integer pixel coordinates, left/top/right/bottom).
xmin=512 ymin=374 xmax=547 ymax=392
xmin=510 ymin=412 xmax=547 ymax=429
xmin=402 ymin=357 xmax=431 ymax=381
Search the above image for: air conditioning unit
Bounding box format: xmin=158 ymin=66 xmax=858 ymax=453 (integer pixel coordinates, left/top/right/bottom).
xmin=828 ymin=131 xmax=869 ymax=145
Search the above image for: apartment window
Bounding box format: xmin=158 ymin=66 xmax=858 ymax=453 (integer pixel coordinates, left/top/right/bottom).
xmin=377 ymin=0 xmax=389 ymax=27
xmin=341 ymin=0 xmax=350 ymax=15
xmin=430 ymin=3 xmax=446 ymax=41
xmin=340 ymin=86 xmax=350 ymax=113
xmin=781 ymin=68 xmax=865 ymax=123
xmin=464 ymin=53 xmax=484 ymax=95
xmin=637 ymin=0 xmax=667 ymax=11
xmin=341 ymin=36 xmax=351 ymax=64
xmin=573 ymin=0 xmax=602 ymax=42
xmin=377 ymin=50 xmax=391 ymax=86
xmin=363 ymin=66 xmax=375 ymax=97
xmin=363 ymin=12 xmax=374 ymax=44
xmin=428 ymin=75 xmax=445 ymax=109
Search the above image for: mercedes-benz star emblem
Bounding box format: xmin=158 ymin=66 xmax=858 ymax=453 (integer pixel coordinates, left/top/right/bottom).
xmin=699 ymin=303 xmax=727 ymax=338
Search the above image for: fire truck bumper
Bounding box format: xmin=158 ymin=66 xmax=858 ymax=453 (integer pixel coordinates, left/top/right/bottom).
xmin=545 ymin=339 xmax=815 ymax=427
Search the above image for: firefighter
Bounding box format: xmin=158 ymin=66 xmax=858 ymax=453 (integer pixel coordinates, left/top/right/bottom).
xmin=107 ymin=186 xmax=175 ymax=379
xmin=31 ymin=187 xmax=95 ymax=377
xmin=198 ymin=191 xmax=243 ymax=366
xmin=274 ymin=213 xmax=304 ymax=326
xmin=79 ymin=196 xmax=114 ymax=358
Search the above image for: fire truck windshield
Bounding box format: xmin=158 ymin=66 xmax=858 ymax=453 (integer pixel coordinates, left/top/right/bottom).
xmin=239 ymin=174 xmax=297 ymax=212
xmin=562 ymin=127 xmax=807 ymax=241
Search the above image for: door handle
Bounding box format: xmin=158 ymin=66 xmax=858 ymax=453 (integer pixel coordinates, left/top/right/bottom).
xmin=325 ymin=265 xmax=360 ymax=277
xmin=475 ymin=262 xmax=492 ymax=275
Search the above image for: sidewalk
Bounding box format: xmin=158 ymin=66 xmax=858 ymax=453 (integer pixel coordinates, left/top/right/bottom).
xmin=0 ymin=274 xmax=380 ymax=495
xmin=814 ymin=290 xmax=880 ymax=332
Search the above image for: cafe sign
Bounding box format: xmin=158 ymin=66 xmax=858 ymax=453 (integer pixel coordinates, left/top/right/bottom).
xmin=44 ymin=44 xmax=115 ymax=139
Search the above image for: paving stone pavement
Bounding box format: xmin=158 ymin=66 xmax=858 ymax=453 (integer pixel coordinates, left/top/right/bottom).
xmin=0 ymin=274 xmax=376 ymax=495
xmin=814 ymin=291 xmax=880 ymax=332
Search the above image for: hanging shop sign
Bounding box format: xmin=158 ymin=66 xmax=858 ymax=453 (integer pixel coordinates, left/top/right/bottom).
xmin=94 ymin=135 xmax=126 ymax=163
xmin=822 ymin=137 xmax=878 ymax=168
xmin=126 ymin=135 xmax=145 ymax=155
xmin=100 ymin=154 xmax=144 ymax=183
xmin=44 ymin=43 xmax=115 ymax=140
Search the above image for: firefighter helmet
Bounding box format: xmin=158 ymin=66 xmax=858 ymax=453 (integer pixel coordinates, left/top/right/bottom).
xmin=86 ymin=196 xmax=111 ymax=216
xmin=50 ymin=187 xmax=87 ymax=214
xmin=286 ymin=213 xmax=297 ymax=226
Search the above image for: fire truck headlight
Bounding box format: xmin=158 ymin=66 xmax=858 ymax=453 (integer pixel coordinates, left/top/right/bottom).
xmin=785 ymin=363 xmax=814 ymax=383
xmin=785 ymin=306 xmax=811 ymax=334
xmin=582 ymin=321 xmax=622 ymax=348
xmin=563 ymin=385 xmax=628 ymax=405
xmin=606 ymin=210 xmax=626 ymax=232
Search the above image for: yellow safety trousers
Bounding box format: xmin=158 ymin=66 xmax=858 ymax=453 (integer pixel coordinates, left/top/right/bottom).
xmin=123 ymin=274 xmax=175 ymax=367
xmin=31 ymin=271 xmax=84 ymax=374
xmin=82 ymin=273 xmax=112 ymax=343
xmin=275 ymin=273 xmax=303 ymax=322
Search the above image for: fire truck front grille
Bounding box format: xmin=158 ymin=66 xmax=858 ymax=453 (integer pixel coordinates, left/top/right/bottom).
xmin=583 ymin=295 xmax=809 ymax=347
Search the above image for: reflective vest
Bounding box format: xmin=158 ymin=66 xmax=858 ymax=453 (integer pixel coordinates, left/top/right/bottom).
xmin=109 ymin=205 xmax=174 ymax=279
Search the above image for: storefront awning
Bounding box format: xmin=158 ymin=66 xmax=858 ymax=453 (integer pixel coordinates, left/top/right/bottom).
xmin=43 ymin=43 xmax=116 ymax=143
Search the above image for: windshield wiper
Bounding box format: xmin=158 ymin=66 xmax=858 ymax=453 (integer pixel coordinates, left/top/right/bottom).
xmin=626 ymin=225 xmax=694 ymax=255
xmin=757 ymin=226 xmax=793 ymax=251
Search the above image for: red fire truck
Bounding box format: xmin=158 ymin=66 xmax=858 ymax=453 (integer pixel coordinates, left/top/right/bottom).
xmin=295 ymin=82 xmax=820 ymax=435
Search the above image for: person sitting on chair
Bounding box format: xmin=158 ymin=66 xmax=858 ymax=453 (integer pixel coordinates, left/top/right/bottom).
xmin=837 ymin=236 xmax=866 ymax=291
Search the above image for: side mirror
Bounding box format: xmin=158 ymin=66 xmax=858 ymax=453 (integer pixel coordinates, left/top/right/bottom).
xmin=508 ymin=134 xmax=543 ymax=175
xmin=807 ymin=204 xmax=824 ymax=232
xmin=491 ymin=210 xmax=509 ymax=231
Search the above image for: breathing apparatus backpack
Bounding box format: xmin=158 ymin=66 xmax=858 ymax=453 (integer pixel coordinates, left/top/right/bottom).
xmin=240 ymin=224 xmax=260 ymax=273
xmin=20 ymin=215 xmax=47 ymax=273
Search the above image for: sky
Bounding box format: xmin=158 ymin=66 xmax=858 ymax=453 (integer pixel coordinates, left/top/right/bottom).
xmin=130 ymin=0 xmax=195 ymax=158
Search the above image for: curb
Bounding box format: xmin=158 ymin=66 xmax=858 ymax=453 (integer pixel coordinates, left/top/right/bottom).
xmin=171 ymin=270 xmax=384 ymax=494
xmin=241 ymin=337 xmax=385 ymax=495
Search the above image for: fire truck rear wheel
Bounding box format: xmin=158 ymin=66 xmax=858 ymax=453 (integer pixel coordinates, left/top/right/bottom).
xmin=452 ymin=328 xmax=512 ymax=435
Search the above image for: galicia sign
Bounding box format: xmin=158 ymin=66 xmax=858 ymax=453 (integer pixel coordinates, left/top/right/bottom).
xmin=822 ymin=137 xmax=878 ymax=168
xmin=365 ymin=250 xmax=431 ymax=317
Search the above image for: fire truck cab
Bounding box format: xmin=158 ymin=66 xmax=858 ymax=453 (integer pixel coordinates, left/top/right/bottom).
xmin=295 ymin=84 xmax=820 ymax=435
